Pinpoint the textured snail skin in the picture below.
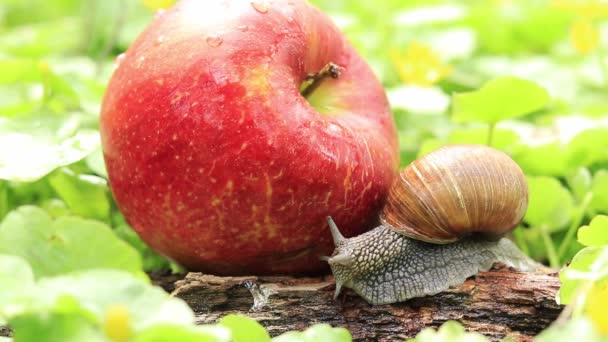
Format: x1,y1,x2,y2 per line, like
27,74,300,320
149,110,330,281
328,225,538,305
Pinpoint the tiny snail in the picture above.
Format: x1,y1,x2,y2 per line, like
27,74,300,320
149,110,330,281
324,144,539,305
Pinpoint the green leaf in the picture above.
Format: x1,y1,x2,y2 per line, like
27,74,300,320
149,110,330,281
40,199,71,218
512,142,569,177
2,269,196,338
48,168,109,221
85,147,108,178
219,315,270,342
567,168,592,203
0,206,142,278
535,317,604,342
273,324,352,342
0,254,35,323
0,19,82,57
0,59,41,85
32,270,195,331
590,170,608,213
578,215,608,247
558,246,608,304
448,127,520,150
524,176,574,231
0,112,100,182
468,1,571,54
9,302,103,342
566,129,608,168
416,139,446,158
0,254,34,296
114,224,170,271
405,320,489,342
133,324,231,342
452,76,550,124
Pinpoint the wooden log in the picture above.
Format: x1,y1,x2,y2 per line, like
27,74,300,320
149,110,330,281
171,265,562,341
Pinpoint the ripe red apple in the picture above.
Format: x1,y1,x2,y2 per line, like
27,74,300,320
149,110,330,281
100,0,399,275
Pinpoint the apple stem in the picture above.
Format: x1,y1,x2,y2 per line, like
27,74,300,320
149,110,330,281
301,62,343,98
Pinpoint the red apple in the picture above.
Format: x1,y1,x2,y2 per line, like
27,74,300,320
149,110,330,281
100,0,399,275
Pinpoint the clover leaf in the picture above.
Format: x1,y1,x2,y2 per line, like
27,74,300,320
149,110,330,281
3,270,197,340
133,324,231,342
535,317,604,342
273,323,352,342
219,315,270,342
48,168,110,221
0,112,99,182
590,170,608,213
512,143,569,177
405,320,489,342
558,246,608,304
524,176,574,231
578,215,608,247
0,206,142,278
448,127,520,150
452,76,550,124
567,168,592,203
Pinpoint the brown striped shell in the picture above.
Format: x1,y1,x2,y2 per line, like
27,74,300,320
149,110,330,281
380,144,528,244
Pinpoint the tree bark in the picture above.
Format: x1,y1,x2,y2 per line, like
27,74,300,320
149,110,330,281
171,265,562,341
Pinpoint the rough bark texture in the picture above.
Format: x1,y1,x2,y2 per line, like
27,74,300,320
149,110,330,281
0,266,562,341
171,265,562,341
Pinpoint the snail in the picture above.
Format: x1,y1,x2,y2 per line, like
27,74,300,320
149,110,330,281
324,144,539,305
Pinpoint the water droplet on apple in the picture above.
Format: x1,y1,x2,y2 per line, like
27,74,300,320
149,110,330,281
114,53,126,69
206,34,223,47
237,25,249,32
154,35,165,46
251,1,269,13
155,9,166,18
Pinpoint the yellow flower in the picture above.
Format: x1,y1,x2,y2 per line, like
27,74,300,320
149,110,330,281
104,304,132,342
391,41,451,87
142,0,175,10
570,18,600,54
586,281,608,335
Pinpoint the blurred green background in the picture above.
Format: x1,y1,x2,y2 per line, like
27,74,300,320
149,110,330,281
2,0,607,268
1,0,608,339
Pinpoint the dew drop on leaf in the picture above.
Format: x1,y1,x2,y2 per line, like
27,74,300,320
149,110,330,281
206,34,223,47
251,1,269,13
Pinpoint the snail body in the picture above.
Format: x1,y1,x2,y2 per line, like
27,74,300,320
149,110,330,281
326,145,538,305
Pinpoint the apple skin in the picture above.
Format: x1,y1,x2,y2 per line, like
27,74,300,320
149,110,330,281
100,0,399,275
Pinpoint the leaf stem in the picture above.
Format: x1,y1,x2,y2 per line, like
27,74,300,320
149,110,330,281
539,224,560,269
487,122,496,147
557,192,593,262
0,181,7,220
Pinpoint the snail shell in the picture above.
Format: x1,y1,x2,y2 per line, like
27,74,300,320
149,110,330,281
380,144,528,244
